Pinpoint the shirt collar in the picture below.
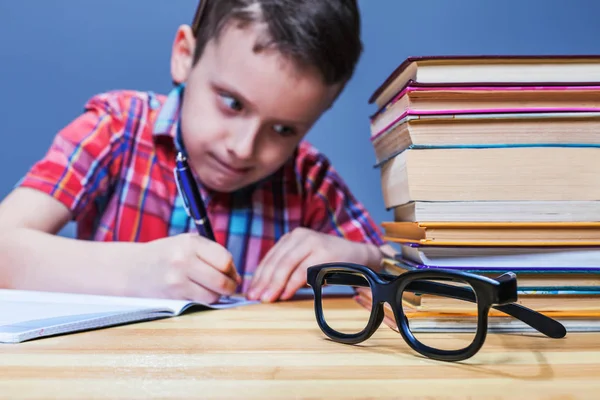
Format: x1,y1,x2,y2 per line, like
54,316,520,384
153,84,184,153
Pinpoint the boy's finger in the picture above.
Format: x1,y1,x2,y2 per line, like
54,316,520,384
248,233,292,296
250,231,294,287
279,264,310,301
187,259,238,296
255,243,310,302
249,238,290,299
249,247,276,294
182,280,221,304
193,236,240,282
223,258,242,285
247,254,277,300
248,245,288,300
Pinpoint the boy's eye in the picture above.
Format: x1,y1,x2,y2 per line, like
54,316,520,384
273,124,296,137
219,93,243,111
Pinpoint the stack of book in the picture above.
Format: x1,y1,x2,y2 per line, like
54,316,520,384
360,55,600,333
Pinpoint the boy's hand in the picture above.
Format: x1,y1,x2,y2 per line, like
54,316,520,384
247,228,381,303
129,233,241,304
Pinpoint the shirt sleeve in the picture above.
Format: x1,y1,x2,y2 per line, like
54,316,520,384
297,142,386,246
17,93,126,221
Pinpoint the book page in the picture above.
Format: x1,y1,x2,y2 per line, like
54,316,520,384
0,301,147,326
0,289,191,311
0,290,259,344
0,289,259,326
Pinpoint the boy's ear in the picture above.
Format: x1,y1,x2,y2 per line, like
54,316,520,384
171,25,197,84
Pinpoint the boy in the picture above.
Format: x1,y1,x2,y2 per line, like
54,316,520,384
0,0,389,304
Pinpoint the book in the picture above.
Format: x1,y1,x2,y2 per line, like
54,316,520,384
353,288,600,333
381,221,600,246
371,111,600,166
398,243,600,270
0,289,259,344
400,287,600,313
389,254,600,289
379,147,600,209
366,55,600,333
369,55,600,108
393,200,600,223
369,83,600,135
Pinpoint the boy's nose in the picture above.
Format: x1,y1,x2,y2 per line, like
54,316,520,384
226,122,260,161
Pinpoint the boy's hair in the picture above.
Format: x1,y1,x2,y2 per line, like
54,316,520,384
190,0,363,86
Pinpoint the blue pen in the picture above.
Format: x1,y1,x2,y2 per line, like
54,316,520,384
174,152,215,240
174,152,240,300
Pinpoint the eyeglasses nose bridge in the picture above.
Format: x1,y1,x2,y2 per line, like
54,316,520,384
378,280,400,303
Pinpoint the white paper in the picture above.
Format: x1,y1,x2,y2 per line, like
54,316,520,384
0,289,258,343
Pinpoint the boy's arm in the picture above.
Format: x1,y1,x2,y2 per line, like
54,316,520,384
0,94,239,300
0,95,134,294
0,188,239,300
0,187,141,295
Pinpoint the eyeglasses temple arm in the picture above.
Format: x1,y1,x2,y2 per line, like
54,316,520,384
493,303,566,339
406,281,566,339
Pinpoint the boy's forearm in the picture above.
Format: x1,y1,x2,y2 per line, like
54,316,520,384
0,228,141,296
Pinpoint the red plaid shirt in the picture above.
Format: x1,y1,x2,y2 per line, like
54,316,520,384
18,88,385,292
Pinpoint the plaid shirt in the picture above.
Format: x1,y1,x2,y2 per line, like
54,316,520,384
18,87,385,292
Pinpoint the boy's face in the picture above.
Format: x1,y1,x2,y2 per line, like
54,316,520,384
171,21,341,193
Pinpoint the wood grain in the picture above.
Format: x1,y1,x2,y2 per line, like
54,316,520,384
0,297,598,399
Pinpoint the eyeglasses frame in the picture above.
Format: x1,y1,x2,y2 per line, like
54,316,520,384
307,262,566,362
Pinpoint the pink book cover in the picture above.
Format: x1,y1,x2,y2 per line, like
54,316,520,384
370,108,600,141
368,54,600,105
370,81,600,121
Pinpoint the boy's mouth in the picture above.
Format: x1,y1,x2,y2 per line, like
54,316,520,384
210,153,252,177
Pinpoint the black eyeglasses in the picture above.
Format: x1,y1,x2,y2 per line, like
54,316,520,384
307,262,566,362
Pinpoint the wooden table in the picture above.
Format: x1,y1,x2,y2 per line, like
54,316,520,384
0,297,598,399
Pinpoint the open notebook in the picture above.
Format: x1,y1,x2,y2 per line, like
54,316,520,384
0,286,353,344
0,289,259,344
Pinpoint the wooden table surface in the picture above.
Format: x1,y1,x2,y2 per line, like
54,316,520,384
0,297,599,399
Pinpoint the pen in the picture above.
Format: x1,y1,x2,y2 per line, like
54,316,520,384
174,152,237,301
174,152,215,240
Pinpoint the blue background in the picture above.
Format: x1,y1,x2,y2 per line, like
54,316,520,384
1,0,599,237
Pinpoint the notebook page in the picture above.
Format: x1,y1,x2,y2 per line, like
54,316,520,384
0,290,259,343
0,289,259,324
0,289,192,314
0,301,147,326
